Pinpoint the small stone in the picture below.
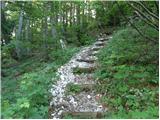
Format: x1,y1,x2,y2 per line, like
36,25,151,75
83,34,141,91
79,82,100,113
87,95,91,99
57,110,63,116
61,100,69,106
51,91,57,97
73,101,78,107
59,98,63,103
98,105,103,108
51,113,56,116
96,106,103,112
69,97,75,103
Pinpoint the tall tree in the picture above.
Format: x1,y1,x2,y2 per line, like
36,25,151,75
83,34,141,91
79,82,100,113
42,2,49,60
15,6,24,59
50,2,57,40
76,2,81,45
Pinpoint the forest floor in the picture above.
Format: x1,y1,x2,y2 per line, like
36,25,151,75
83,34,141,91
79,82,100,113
49,33,111,119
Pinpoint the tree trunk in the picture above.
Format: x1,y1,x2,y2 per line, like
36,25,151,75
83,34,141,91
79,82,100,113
51,2,57,40
76,3,81,45
81,3,85,29
25,19,30,41
15,10,23,60
70,2,73,27
42,3,49,60
17,11,23,40
60,2,65,40
73,3,76,24
1,1,6,45
25,19,30,55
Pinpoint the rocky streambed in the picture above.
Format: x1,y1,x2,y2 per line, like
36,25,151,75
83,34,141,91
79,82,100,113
50,34,112,119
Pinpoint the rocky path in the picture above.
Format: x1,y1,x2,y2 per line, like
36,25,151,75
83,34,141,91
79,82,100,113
50,34,112,119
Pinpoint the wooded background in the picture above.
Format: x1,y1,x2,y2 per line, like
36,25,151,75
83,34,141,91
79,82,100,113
1,1,159,119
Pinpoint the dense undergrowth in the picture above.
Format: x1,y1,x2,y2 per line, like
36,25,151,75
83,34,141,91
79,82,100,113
94,24,159,118
1,47,79,118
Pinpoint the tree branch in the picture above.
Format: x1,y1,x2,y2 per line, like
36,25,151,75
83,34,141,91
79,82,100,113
134,1,159,20
128,2,158,31
115,2,157,43
135,11,159,31
154,1,159,15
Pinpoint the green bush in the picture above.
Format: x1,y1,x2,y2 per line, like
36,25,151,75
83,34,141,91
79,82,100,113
80,34,95,46
1,47,79,118
1,64,57,118
1,42,17,67
49,47,79,65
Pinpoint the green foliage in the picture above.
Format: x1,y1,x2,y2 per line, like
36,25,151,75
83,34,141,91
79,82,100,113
1,63,57,118
1,47,79,118
106,106,158,119
94,24,158,118
66,83,82,95
2,42,17,66
80,34,95,46
49,47,79,65
94,1,133,27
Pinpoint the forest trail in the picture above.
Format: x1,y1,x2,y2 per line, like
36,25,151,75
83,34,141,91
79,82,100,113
50,34,112,119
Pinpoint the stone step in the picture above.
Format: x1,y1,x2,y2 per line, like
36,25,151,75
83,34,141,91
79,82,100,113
76,58,95,63
88,51,99,56
98,38,108,42
60,91,107,118
95,40,106,43
91,46,102,51
73,66,96,74
95,42,105,46
98,33,107,38
62,112,105,119
51,91,106,118
76,56,97,63
73,61,96,74
76,61,96,70
74,74,95,85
